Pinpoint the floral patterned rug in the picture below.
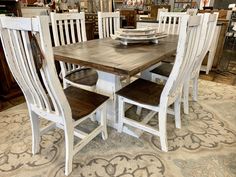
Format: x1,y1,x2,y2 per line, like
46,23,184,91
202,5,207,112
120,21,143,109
0,80,236,177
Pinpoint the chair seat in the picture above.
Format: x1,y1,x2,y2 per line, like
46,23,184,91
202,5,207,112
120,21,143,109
64,87,109,121
116,78,164,106
150,63,173,77
65,68,98,86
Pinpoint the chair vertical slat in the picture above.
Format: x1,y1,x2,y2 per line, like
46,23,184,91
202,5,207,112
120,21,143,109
80,17,87,42
51,17,60,46
177,18,181,34
106,18,109,37
67,63,72,71
76,19,82,42
11,30,41,106
59,20,65,45
0,29,29,102
7,30,35,104
21,31,52,111
64,20,70,44
70,19,76,43
167,17,171,34
163,16,167,32
109,17,113,35
172,17,177,34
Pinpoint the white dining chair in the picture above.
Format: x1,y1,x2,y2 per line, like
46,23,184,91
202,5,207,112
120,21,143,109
151,13,219,114
0,16,109,176
50,12,98,91
116,14,202,152
98,11,120,39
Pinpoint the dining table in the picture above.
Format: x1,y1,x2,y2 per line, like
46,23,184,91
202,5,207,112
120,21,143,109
53,35,178,136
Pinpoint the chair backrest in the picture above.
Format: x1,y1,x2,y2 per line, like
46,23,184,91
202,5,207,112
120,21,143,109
98,11,120,39
193,13,219,76
50,12,87,77
0,16,71,124
161,14,202,105
158,12,187,34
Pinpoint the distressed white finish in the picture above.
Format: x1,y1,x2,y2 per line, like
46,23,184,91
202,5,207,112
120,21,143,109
149,12,187,83
190,13,219,102
0,16,108,176
201,23,221,74
98,11,120,39
118,15,202,151
50,12,96,91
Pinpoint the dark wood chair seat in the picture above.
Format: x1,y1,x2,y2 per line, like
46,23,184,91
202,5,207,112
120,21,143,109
64,86,109,121
65,68,98,86
116,78,164,106
150,63,173,77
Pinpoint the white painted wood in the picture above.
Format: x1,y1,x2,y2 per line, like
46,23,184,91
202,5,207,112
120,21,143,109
0,16,108,176
201,22,221,74
50,12,95,91
98,11,120,39
96,71,121,128
190,13,219,100
117,14,203,151
158,12,186,34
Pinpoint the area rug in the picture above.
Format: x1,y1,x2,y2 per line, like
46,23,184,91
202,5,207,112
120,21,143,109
0,80,235,177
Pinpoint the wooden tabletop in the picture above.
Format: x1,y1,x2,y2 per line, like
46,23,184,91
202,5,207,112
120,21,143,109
53,35,178,77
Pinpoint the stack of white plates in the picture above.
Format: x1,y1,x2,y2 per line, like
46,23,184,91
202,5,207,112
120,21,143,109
111,28,167,45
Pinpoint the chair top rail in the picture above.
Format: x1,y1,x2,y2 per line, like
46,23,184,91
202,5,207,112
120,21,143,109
0,17,40,31
98,11,120,18
50,12,86,21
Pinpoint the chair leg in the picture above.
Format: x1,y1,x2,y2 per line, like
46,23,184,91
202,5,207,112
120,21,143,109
118,97,124,133
158,108,168,152
101,105,108,140
64,125,74,176
174,96,181,129
193,76,198,102
183,82,189,115
29,110,40,154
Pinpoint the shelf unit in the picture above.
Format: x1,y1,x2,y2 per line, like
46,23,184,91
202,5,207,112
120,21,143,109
174,0,193,11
